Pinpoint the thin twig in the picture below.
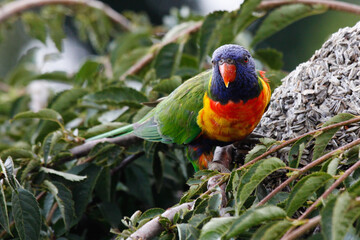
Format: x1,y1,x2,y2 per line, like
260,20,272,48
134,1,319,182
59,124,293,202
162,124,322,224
282,158,360,238
46,202,59,225
284,216,321,240
299,158,360,220
258,0,360,15
111,151,145,175
257,137,360,206
240,116,360,170
0,0,132,31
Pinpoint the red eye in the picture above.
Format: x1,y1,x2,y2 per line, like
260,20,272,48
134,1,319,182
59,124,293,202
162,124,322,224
244,56,249,63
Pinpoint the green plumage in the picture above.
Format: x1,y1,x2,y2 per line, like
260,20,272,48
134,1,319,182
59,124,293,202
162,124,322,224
87,70,211,143
133,70,211,144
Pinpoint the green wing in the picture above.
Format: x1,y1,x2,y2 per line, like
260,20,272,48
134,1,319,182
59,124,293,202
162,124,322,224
133,70,211,144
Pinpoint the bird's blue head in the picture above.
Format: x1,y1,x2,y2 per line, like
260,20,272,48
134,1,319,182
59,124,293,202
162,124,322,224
209,44,260,104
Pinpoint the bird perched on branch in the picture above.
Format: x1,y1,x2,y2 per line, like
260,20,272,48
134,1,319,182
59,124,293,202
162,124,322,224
88,44,271,171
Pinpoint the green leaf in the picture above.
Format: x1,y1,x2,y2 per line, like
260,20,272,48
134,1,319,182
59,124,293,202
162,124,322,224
50,88,88,113
0,148,33,161
44,180,75,230
0,157,19,190
12,188,41,240
74,60,103,86
198,11,225,64
153,76,182,94
42,6,66,51
98,202,122,228
40,167,87,181
244,144,266,163
42,130,63,164
235,0,263,33
251,220,293,240
313,113,355,161
227,206,287,238
286,172,333,216
0,182,11,235
70,164,102,224
236,158,286,212
177,223,199,240
153,43,182,79
22,12,47,44
321,192,360,240
94,167,111,202
265,69,287,92
288,135,312,168
254,48,283,70
84,87,148,107
20,159,41,182
139,208,165,222
13,109,64,127
199,217,235,240
252,4,328,46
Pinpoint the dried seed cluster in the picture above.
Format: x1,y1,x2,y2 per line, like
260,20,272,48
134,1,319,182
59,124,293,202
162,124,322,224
255,22,360,160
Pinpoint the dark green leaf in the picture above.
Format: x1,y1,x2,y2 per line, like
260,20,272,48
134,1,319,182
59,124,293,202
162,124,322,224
264,69,287,92
236,158,285,212
254,48,283,70
286,172,332,216
44,180,75,230
321,192,360,240
313,113,355,161
70,164,102,225
244,144,267,163
42,130,63,164
50,88,88,113
198,11,225,64
177,223,199,240
154,43,182,79
74,60,103,86
251,220,293,240
139,208,164,222
13,109,64,127
0,148,33,161
0,182,11,235
235,0,263,32
84,87,148,107
94,167,111,202
227,206,287,238
98,202,122,228
288,135,312,168
12,188,41,240
0,157,19,190
22,12,47,44
252,4,328,46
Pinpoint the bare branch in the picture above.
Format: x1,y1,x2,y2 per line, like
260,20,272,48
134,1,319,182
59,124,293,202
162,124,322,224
0,0,132,31
128,202,194,240
258,0,360,15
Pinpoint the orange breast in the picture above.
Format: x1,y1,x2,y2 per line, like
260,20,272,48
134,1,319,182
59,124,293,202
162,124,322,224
197,83,270,142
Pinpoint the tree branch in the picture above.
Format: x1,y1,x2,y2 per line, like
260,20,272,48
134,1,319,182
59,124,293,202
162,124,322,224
258,0,360,15
240,116,360,170
120,21,203,80
257,137,360,206
128,202,194,240
284,216,321,240
68,133,141,160
0,0,132,31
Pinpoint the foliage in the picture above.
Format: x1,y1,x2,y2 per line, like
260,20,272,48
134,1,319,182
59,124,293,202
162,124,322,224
0,0,359,239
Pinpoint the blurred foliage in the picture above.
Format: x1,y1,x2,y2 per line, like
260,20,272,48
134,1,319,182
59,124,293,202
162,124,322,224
0,0,359,239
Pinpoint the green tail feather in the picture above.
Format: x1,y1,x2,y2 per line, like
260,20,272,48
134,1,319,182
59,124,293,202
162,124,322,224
86,124,134,141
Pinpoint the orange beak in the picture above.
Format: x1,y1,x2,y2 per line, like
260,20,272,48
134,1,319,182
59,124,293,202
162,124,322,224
219,62,236,88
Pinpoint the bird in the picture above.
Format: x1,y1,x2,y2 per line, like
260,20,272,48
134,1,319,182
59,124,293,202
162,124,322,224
88,44,271,171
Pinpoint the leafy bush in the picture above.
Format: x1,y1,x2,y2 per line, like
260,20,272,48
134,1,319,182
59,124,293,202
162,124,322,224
0,0,360,239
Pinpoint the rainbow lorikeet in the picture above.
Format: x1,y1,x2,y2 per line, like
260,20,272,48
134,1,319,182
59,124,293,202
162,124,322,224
88,44,271,170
